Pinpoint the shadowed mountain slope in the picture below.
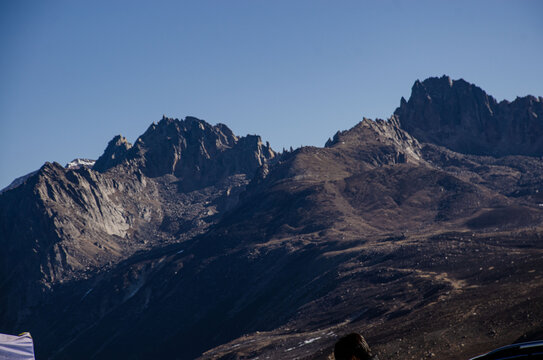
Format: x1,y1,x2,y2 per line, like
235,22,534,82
0,116,275,337
1,78,543,360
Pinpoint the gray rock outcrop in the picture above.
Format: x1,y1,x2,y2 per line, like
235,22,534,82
94,116,275,191
394,75,543,156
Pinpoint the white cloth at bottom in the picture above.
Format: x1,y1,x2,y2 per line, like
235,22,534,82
0,333,35,360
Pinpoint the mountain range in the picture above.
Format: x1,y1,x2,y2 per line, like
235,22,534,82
1,75,542,360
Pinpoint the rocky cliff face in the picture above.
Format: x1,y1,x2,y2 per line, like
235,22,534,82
325,117,423,166
94,116,275,191
1,81,543,360
394,75,543,156
0,116,275,334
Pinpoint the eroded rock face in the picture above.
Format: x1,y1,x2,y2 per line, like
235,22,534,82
0,160,158,329
2,79,543,360
325,117,423,166
92,135,132,172
94,116,275,191
0,116,275,333
394,75,543,156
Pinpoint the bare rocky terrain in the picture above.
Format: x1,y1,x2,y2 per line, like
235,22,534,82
1,76,542,359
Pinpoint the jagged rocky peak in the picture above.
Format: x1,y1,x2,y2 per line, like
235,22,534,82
92,115,275,190
93,134,133,172
36,161,66,180
1,162,74,195
325,117,423,165
1,159,96,195
134,115,238,159
394,75,543,157
234,134,275,166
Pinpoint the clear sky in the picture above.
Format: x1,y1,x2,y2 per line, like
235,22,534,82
1,0,542,189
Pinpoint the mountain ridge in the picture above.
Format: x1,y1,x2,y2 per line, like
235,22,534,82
394,75,543,157
1,76,542,360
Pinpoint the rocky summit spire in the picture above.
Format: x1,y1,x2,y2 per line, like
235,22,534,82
394,75,543,157
92,116,275,191
93,135,133,172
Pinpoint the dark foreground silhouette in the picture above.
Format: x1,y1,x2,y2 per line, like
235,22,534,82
333,334,543,360
469,340,543,360
334,333,379,360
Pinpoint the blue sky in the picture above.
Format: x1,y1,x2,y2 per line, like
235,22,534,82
1,0,542,188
